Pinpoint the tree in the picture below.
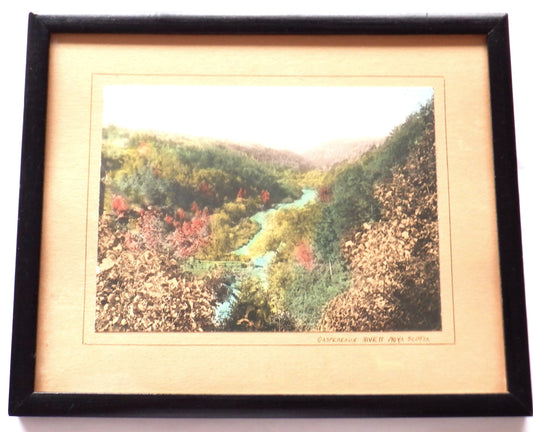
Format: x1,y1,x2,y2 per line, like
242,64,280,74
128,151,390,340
112,194,129,218
261,189,270,205
168,210,210,258
331,164,380,237
314,204,342,262
293,242,315,271
318,185,333,203
236,188,247,201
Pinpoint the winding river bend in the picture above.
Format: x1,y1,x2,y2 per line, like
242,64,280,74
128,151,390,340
215,188,318,321
235,188,317,258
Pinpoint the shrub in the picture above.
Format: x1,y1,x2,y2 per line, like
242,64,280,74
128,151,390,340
284,261,351,330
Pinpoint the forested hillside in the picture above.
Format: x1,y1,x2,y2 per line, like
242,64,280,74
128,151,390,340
319,100,440,331
95,98,440,333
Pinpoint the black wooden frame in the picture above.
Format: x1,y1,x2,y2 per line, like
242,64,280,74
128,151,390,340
8,13,531,417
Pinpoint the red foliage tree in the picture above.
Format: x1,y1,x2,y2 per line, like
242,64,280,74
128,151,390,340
112,194,129,218
167,210,210,258
261,189,270,205
135,206,211,258
164,214,174,225
236,188,247,201
293,242,315,271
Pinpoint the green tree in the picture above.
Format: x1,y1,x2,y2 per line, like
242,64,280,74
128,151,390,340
314,204,342,262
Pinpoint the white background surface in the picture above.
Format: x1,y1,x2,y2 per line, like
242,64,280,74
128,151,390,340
1,1,532,431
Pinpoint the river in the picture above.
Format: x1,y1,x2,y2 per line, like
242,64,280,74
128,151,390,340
215,188,318,322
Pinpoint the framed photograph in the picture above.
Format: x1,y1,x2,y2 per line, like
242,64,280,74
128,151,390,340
9,13,531,417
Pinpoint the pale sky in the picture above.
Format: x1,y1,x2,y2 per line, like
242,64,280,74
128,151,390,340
102,85,433,154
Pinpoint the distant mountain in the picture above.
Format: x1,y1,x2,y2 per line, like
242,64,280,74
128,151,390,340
110,126,314,172
302,137,385,169
224,142,313,171
104,125,383,172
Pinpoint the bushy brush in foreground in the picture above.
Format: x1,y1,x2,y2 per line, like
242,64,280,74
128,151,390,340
96,215,228,332
319,113,440,331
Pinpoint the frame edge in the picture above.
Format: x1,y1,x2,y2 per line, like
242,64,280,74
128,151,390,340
8,13,51,417
487,14,532,416
8,12,532,418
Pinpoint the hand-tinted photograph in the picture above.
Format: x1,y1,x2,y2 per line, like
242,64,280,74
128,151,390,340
96,85,440,333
